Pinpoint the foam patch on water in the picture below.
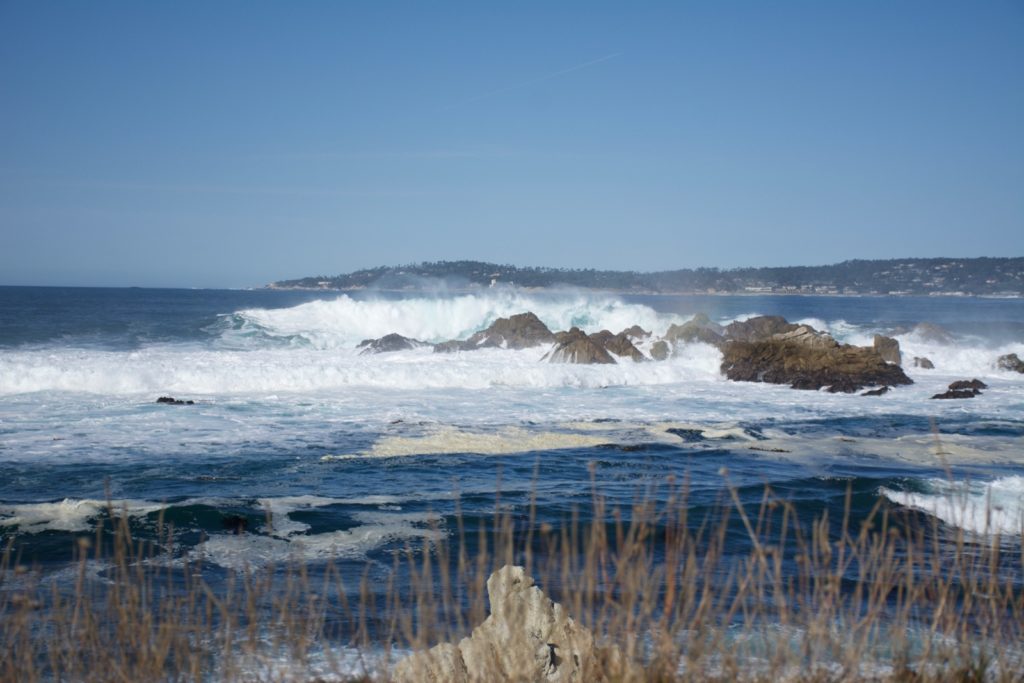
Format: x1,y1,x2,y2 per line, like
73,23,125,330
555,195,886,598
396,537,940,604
322,425,618,460
881,475,1024,536
192,510,443,570
0,498,163,533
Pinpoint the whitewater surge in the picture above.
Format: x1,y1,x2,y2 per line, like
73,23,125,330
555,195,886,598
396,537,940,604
882,475,1024,536
219,290,683,349
3,288,1021,397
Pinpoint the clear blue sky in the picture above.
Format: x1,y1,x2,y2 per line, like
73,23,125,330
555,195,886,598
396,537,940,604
1,1,1021,288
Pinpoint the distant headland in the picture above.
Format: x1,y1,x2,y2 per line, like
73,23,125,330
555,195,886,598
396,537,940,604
268,257,1024,297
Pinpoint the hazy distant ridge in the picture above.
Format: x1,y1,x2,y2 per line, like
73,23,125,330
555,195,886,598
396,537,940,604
269,258,1024,296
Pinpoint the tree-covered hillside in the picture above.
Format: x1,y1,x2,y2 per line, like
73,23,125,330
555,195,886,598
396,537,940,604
269,258,1024,296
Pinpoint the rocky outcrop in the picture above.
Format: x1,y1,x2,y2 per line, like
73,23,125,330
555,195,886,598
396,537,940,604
949,378,987,392
393,566,630,683
861,386,890,396
466,312,556,350
543,328,616,364
649,340,670,361
619,325,650,340
434,312,555,353
664,313,725,348
931,389,976,399
720,338,913,393
771,325,839,350
156,396,194,405
913,356,935,369
873,335,901,365
932,379,986,400
723,315,800,343
589,330,646,362
997,353,1024,373
358,333,430,355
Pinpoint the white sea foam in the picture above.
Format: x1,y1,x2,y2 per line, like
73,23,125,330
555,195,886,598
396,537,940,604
0,342,726,396
0,498,163,533
788,317,1024,379
192,511,443,570
881,475,1024,536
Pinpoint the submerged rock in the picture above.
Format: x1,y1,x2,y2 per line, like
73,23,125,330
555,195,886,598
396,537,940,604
543,328,616,364
358,333,430,355
861,386,891,397
393,566,632,683
932,379,986,399
932,389,978,400
997,353,1024,373
949,378,987,392
433,339,472,354
913,356,935,369
873,335,902,365
156,396,194,405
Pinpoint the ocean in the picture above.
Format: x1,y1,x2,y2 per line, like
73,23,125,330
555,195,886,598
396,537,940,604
1,285,1023,677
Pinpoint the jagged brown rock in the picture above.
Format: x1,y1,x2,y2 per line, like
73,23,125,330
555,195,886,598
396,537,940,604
465,312,555,349
913,356,935,369
771,325,839,350
723,315,800,343
589,330,646,362
393,566,634,683
873,335,901,365
434,312,555,353
543,327,616,364
720,337,913,393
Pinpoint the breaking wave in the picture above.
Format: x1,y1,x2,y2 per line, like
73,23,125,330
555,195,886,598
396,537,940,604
881,475,1024,536
217,291,684,349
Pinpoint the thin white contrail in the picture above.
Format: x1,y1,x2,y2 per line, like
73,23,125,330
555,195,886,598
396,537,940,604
441,52,622,111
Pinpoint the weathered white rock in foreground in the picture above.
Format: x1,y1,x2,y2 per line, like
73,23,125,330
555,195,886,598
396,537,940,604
393,565,629,683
